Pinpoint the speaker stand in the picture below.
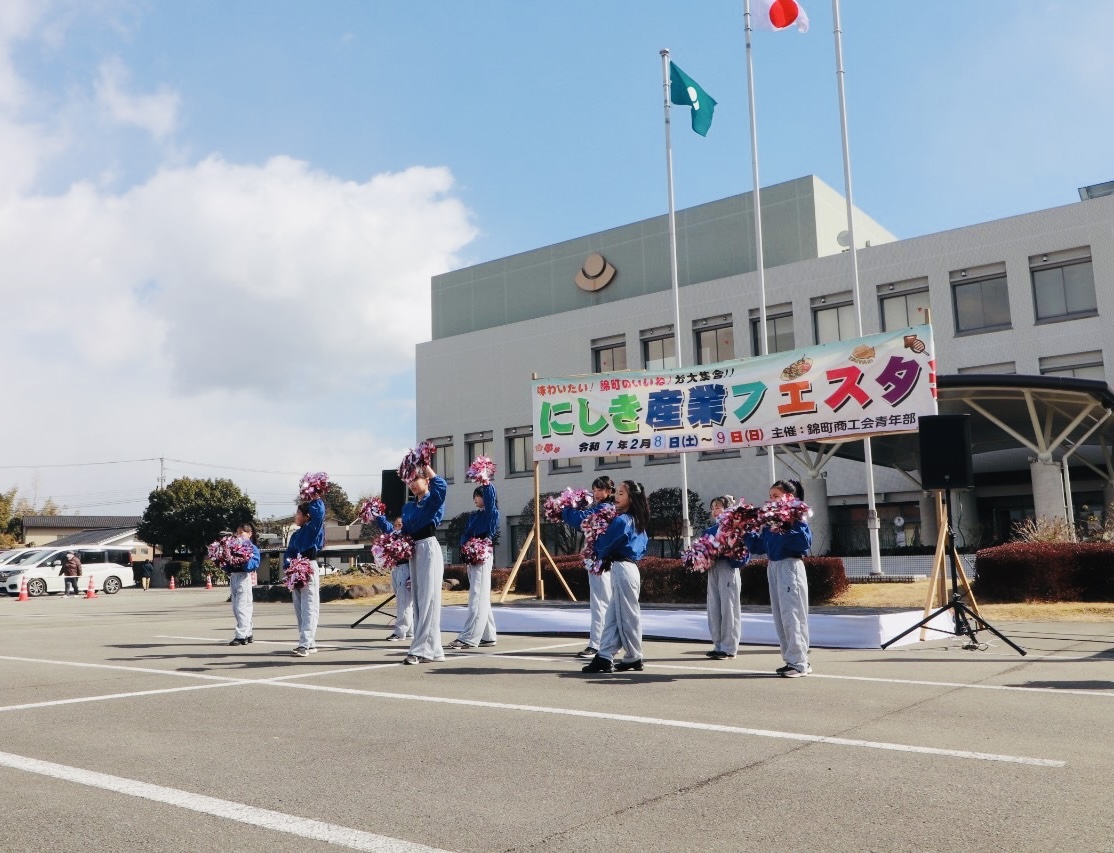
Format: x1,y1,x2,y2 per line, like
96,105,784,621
882,485,1025,655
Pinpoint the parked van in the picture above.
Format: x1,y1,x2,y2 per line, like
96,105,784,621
1,547,132,596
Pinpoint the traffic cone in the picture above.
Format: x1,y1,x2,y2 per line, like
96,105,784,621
169,575,176,591
85,575,97,599
17,575,28,602
205,574,213,590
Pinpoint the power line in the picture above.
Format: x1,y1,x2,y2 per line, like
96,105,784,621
0,458,160,470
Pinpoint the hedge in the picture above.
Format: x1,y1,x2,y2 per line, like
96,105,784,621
974,542,1114,602
472,553,849,605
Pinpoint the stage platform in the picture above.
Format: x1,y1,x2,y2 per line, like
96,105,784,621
439,604,954,650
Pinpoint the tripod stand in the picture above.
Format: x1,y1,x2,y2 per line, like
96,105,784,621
882,484,1026,655
350,594,395,629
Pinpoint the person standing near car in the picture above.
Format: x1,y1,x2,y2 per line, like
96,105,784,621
62,551,82,597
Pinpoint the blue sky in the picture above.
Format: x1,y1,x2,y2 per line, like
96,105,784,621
2,0,1112,518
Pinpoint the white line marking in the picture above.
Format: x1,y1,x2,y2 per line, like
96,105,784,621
0,682,249,713
0,655,245,682
266,681,1064,767
0,751,452,852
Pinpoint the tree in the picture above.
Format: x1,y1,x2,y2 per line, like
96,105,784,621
648,487,711,558
520,493,582,556
138,478,256,579
445,511,471,563
321,482,355,524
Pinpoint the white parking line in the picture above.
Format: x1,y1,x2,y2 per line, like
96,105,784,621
0,681,249,713
0,750,453,853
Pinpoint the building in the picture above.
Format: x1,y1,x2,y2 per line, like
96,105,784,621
415,176,1114,564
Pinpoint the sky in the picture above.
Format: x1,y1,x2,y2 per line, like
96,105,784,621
2,0,1112,519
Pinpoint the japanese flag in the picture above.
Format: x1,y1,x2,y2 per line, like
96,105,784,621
751,0,809,33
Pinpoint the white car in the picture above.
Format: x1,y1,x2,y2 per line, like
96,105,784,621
2,547,132,597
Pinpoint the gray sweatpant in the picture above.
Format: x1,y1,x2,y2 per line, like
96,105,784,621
587,568,613,650
291,562,320,649
408,538,446,661
391,562,414,638
767,557,809,670
458,553,496,646
598,561,642,662
230,571,254,640
706,561,741,655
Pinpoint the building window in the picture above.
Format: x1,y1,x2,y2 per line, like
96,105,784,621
464,431,493,467
505,428,533,476
957,362,1016,375
1039,351,1105,380
592,334,627,373
642,334,677,371
749,312,794,355
694,315,734,365
596,455,630,470
646,453,679,464
813,301,857,344
550,457,582,474
1031,250,1097,322
880,289,930,331
427,437,454,483
951,267,1011,334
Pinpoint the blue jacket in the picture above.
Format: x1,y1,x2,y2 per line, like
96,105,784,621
745,520,812,563
401,476,447,535
703,521,746,569
561,498,614,529
593,513,648,563
285,498,325,566
461,483,499,546
373,515,395,535
231,542,261,573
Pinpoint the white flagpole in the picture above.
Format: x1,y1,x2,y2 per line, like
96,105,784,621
743,0,777,486
832,0,883,575
660,49,693,547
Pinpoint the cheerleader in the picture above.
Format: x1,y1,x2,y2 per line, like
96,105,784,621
374,515,414,643
401,463,448,665
285,498,325,656
581,480,650,674
227,522,261,646
448,483,500,649
561,476,616,660
746,479,813,677
704,497,744,660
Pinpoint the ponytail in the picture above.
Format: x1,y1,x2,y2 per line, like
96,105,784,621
772,479,805,500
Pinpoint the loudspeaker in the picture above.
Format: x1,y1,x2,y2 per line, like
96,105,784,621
380,469,408,520
918,414,974,490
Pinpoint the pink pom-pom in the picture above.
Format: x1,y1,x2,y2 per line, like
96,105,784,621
542,487,593,524
466,456,496,484
283,556,315,590
581,503,617,574
397,440,437,483
356,496,387,524
714,502,760,561
298,471,329,501
460,537,492,566
206,535,255,569
372,531,415,568
758,497,811,534
681,534,720,573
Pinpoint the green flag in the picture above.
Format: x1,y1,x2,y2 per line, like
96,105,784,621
669,61,717,137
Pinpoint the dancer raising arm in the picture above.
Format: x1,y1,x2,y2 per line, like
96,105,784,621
448,481,500,650
401,463,448,664
561,476,616,660
286,498,325,656
581,480,650,674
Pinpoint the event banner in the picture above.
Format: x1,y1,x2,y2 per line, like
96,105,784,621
532,324,936,461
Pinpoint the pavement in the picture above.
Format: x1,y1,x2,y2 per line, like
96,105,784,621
1,588,1112,852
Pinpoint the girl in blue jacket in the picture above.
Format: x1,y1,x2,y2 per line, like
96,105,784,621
285,498,325,656
746,479,813,677
401,463,447,664
582,480,650,674
561,476,615,660
703,496,745,660
449,482,500,649
228,522,261,646
374,515,413,643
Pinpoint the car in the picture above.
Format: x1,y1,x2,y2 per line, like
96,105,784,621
0,546,51,566
2,547,132,597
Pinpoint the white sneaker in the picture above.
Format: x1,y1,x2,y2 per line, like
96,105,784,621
306,647,318,654
780,664,812,678
292,646,308,657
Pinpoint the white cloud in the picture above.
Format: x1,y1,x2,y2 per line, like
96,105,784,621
94,56,180,140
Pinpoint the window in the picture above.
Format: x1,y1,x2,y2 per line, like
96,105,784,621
1039,351,1105,380
951,266,1011,334
592,335,627,373
1031,249,1097,322
813,299,857,344
505,427,533,476
694,315,734,365
878,278,930,331
749,311,794,355
550,457,582,474
641,326,676,371
596,455,630,470
464,431,493,467
957,362,1016,375
427,437,454,482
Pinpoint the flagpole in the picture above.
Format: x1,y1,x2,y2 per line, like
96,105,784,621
660,49,693,548
832,0,882,575
743,0,777,486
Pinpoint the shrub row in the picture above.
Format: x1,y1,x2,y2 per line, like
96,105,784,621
973,543,1114,602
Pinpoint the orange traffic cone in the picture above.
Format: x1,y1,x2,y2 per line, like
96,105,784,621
17,575,28,602
205,574,213,590
85,575,97,599
169,575,176,591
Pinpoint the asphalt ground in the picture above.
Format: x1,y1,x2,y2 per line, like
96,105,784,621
1,589,1112,853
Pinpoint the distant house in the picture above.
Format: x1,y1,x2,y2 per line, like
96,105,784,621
20,515,153,560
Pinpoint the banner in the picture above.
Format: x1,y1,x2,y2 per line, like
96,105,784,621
532,324,936,460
